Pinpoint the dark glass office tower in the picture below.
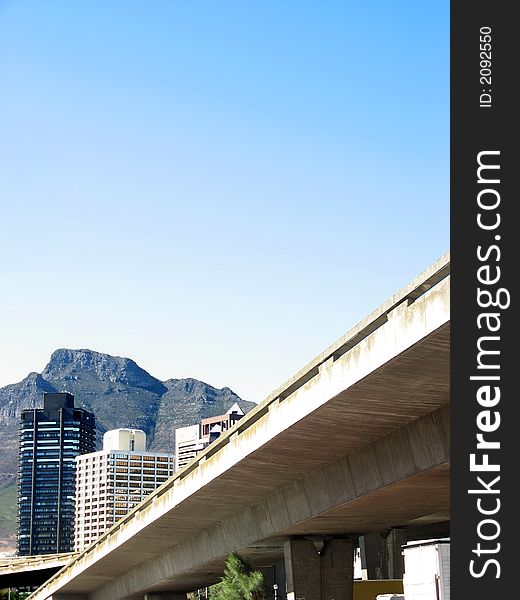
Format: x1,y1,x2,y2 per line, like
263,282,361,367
17,392,95,555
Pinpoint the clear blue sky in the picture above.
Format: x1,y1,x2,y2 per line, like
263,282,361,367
0,1,449,402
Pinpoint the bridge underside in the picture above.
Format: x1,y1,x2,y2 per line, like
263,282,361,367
0,566,63,588
145,463,450,595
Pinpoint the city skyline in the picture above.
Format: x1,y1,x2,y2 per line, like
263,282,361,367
0,1,449,403
14,390,249,556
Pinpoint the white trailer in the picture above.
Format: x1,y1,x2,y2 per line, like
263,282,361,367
402,538,450,600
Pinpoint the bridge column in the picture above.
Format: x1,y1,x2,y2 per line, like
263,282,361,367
284,538,354,600
359,532,385,579
359,528,406,580
384,528,406,579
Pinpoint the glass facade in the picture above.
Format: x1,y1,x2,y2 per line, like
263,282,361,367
17,392,95,556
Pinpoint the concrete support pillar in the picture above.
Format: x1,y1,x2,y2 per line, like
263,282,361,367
384,528,406,579
359,528,407,580
359,532,385,580
284,538,354,600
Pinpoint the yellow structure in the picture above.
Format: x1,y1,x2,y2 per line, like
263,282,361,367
353,579,404,600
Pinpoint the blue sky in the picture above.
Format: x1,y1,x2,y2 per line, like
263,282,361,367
0,1,449,402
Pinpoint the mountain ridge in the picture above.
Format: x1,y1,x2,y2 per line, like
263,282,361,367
0,348,255,550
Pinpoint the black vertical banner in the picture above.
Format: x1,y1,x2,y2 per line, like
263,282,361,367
451,1,517,599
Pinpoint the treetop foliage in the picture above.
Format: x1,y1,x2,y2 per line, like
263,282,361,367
210,554,266,600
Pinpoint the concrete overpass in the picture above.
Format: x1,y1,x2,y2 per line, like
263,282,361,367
0,553,76,588
29,253,450,600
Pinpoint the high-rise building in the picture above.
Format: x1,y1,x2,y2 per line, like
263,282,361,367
175,402,244,471
17,392,96,556
74,428,174,552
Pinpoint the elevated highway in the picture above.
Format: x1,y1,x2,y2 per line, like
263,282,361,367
0,553,76,588
29,253,450,600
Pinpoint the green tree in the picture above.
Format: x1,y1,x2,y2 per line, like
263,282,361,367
0,591,31,600
210,554,266,600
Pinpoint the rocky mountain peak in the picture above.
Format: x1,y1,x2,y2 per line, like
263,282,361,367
0,372,57,420
43,348,166,395
19,371,52,389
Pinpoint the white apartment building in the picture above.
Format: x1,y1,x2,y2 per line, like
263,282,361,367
74,428,174,552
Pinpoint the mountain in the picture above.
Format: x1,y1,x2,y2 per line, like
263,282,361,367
0,349,255,550
0,372,58,484
41,349,168,444
151,378,248,452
